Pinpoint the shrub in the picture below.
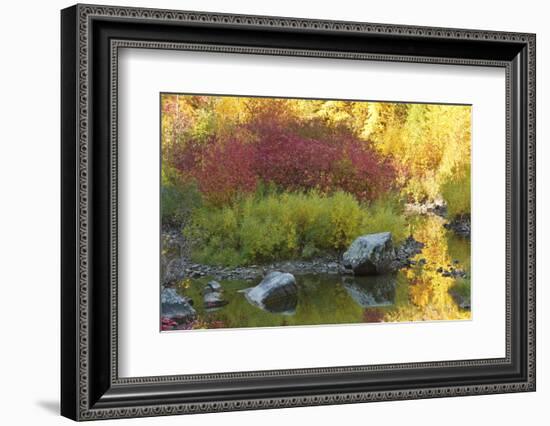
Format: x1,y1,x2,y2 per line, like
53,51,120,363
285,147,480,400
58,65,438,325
185,204,245,265
253,134,337,193
191,139,258,206
185,190,407,266
160,171,202,227
253,134,395,201
168,131,396,206
360,195,409,243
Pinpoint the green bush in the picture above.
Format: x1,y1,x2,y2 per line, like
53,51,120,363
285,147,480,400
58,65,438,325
184,190,407,266
360,195,408,243
440,164,471,218
161,171,202,227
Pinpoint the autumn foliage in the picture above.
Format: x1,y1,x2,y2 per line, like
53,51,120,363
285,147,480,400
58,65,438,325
168,135,396,206
191,140,258,206
163,95,396,206
161,94,471,265
254,134,395,201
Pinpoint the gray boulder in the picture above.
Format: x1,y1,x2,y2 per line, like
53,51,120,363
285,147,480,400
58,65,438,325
243,271,297,311
161,288,196,321
342,232,395,275
202,280,228,309
203,291,228,309
206,280,223,292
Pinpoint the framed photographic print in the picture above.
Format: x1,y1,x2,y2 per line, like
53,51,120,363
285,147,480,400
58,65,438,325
61,4,536,421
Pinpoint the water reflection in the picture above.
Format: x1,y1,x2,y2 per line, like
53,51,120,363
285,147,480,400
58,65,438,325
342,275,396,308
385,215,470,322
260,293,297,315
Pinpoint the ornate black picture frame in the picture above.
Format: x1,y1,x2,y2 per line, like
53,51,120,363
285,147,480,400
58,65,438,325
61,3,536,421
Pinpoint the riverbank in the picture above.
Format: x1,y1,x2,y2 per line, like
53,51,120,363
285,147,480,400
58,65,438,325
162,229,425,285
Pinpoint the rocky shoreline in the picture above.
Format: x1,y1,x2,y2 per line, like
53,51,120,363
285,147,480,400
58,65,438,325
161,197,469,287
163,253,346,285
162,230,425,286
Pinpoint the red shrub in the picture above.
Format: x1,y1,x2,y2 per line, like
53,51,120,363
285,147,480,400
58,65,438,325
253,133,395,201
254,134,338,192
191,140,257,206
332,140,396,200
168,130,396,204
166,140,201,179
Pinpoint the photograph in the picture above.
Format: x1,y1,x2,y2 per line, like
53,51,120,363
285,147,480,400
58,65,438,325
160,94,472,331
57,2,536,421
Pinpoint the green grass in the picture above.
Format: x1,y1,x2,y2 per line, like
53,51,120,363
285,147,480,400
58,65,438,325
184,190,408,266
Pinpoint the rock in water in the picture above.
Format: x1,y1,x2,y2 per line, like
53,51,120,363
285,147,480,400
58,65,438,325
342,232,394,275
206,280,223,292
161,288,196,321
203,291,228,309
202,280,228,309
244,271,297,312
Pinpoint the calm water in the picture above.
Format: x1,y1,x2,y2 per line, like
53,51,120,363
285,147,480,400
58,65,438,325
174,215,471,330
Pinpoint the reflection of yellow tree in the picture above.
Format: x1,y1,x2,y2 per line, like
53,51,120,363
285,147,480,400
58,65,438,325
385,216,470,322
